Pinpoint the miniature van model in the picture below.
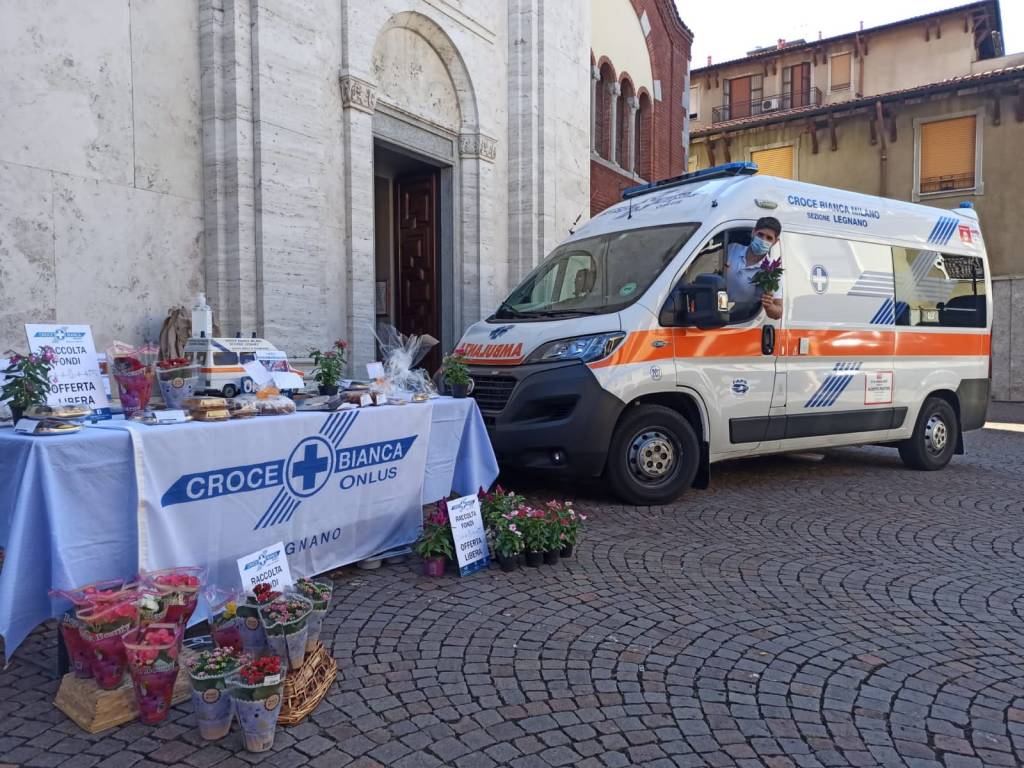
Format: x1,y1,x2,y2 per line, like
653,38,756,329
183,336,304,397
458,163,991,504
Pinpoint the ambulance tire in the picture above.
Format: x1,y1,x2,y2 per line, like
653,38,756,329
607,405,700,505
898,397,958,471
221,383,238,398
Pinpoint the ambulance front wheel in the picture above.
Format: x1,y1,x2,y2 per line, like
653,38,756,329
898,396,958,471
607,405,700,505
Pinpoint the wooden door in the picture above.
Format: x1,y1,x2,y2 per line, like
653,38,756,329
394,173,441,372
789,63,810,107
729,76,751,119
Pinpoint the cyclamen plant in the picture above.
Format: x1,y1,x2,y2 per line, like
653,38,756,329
1,347,56,413
749,256,784,294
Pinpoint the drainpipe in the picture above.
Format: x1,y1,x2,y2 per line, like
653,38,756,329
875,101,887,197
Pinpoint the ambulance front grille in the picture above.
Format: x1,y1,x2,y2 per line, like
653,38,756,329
470,374,517,417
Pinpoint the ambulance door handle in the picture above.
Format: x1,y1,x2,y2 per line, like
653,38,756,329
761,324,775,356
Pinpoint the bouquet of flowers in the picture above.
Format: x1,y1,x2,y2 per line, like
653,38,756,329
136,590,168,628
49,578,128,679
110,354,153,418
237,582,279,654
749,256,784,294
259,594,313,671
142,566,205,625
76,600,139,689
228,656,286,752
155,357,199,410
206,588,243,654
186,646,246,740
295,578,333,652
123,623,183,724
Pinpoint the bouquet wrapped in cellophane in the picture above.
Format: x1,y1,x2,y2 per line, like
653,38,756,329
371,324,439,399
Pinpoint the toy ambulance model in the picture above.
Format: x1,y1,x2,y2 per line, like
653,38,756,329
183,336,305,397
458,163,991,504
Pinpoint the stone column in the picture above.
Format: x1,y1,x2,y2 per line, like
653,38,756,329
459,134,498,333
590,65,600,152
607,81,621,165
625,95,640,174
339,74,378,371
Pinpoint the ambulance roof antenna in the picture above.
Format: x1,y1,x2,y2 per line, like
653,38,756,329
627,194,634,220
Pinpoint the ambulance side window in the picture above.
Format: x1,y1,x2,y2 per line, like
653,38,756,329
892,248,987,328
680,228,757,324
213,352,238,366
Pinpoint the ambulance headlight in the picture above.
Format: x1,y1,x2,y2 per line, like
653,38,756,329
524,332,626,364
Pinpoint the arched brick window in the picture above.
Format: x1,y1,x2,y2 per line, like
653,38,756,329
635,91,653,179
594,61,616,160
617,78,635,171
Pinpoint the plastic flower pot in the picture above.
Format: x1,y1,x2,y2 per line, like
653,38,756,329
543,549,560,565
228,669,286,752
157,366,200,410
186,646,244,741
59,614,94,679
259,595,313,672
524,550,543,568
123,623,182,725
496,553,518,573
143,567,205,626
236,603,267,655
560,544,574,559
422,556,446,577
295,579,332,653
211,619,243,654
114,370,153,419
77,601,139,690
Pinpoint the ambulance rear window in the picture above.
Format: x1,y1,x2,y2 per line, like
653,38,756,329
214,352,239,366
893,248,986,328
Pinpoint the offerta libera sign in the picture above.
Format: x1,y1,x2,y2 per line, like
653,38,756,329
25,323,110,417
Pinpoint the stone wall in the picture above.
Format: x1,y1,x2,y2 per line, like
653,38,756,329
0,0,203,353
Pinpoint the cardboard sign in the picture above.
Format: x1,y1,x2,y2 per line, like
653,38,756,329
447,494,490,576
865,370,893,405
25,324,110,418
366,362,385,380
236,542,293,595
14,419,39,434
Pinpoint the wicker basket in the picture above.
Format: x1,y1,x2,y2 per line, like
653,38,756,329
54,668,191,734
278,641,336,726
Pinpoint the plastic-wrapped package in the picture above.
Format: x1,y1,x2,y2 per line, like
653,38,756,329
372,325,439,398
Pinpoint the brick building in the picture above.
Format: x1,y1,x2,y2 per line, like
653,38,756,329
590,0,693,215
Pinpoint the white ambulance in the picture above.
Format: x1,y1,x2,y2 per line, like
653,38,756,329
458,163,991,504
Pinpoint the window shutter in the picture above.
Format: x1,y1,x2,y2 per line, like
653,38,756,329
751,145,795,179
920,116,976,192
831,53,851,90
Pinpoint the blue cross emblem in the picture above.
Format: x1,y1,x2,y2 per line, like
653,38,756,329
286,437,333,497
810,265,829,294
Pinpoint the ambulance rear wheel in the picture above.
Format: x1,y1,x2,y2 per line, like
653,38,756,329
899,397,958,471
221,383,239,398
607,405,699,505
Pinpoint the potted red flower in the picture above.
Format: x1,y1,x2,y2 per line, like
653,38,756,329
228,656,286,752
415,502,454,576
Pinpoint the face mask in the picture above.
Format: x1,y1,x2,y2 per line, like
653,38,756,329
750,236,772,256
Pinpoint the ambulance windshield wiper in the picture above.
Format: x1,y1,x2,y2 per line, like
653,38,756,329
494,300,525,319
528,309,601,317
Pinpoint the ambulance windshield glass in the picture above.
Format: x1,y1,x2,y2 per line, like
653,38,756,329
495,223,699,319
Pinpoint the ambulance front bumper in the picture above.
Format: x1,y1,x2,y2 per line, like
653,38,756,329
468,361,624,476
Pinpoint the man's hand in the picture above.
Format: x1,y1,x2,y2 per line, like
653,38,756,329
761,292,782,321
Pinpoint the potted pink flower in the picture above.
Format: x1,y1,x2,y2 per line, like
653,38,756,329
415,502,455,576
123,623,183,724
76,600,139,689
186,645,245,740
143,566,205,625
258,594,313,671
228,656,286,752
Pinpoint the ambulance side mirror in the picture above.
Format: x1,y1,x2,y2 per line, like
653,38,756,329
660,274,730,329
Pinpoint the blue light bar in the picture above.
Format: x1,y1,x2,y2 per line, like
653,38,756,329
622,161,758,200
958,201,975,209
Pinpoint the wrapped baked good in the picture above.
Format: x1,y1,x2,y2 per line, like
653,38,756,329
24,404,91,420
227,398,258,419
35,419,83,435
191,408,230,422
183,397,227,411
253,395,296,416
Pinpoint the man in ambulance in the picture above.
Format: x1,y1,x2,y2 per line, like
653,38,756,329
724,216,783,320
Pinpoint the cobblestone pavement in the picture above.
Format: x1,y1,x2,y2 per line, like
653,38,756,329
2,425,1024,768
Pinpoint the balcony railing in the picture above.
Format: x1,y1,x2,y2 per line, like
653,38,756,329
712,87,822,124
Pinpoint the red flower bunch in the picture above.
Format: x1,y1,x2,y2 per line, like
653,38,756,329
154,573,200,588
252,583,281,604
238,655,281,685
414,500,454,560
156,358,190,370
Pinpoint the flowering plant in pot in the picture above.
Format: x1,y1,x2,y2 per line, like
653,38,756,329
308,339,348,395
136,590,169,628
186,646,246,740
259,594,313,671
238,582,280,654
520,508,550,568
1,347,55,422
123,623,183,724
441,348,472,398
207,589,244,654
143,566,205,625
491,511,525,572
49,579,127,680
295,578,333,652
112,355,153,419
76,600,139,689
228,656,286,752
479,485,526,529
550,501,586,557
415,503,455,576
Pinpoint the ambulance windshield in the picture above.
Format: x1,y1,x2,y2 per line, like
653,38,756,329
495,222,699,320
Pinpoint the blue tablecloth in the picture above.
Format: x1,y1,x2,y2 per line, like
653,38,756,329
0,397,497,659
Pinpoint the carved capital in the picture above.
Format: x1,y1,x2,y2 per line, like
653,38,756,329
607,81,621,96
459,133,498,163
626,95,640,112
339,74,377,114
591,65,601,81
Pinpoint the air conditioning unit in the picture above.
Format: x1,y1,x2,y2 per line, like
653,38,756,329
761,97,781,112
